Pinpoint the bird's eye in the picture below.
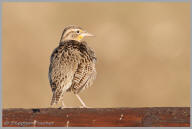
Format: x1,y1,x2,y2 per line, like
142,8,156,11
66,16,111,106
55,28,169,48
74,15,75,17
76,30,80,33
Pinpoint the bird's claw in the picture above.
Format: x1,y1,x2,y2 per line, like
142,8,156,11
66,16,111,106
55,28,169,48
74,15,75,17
58,106,66,109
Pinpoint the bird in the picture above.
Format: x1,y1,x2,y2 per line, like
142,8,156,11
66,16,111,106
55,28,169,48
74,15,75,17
48,25,97,108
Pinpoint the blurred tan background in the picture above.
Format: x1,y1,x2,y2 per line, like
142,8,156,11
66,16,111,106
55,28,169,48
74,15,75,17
2,2,190,108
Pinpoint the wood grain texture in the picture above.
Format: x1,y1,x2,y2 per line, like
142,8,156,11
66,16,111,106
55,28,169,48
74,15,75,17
2,107,190,127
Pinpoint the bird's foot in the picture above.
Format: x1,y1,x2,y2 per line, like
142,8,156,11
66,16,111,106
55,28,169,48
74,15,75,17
58,106,67,109
58,107,62,109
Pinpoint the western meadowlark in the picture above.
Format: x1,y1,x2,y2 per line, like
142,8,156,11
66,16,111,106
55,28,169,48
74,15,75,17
48,25,96,108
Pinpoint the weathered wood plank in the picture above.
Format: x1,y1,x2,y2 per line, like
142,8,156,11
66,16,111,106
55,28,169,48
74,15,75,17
2,107,190,127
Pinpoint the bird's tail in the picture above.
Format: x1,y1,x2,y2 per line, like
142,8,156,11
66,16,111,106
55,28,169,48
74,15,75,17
50,91,62,106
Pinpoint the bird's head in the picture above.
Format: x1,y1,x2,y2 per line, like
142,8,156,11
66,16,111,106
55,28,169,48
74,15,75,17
60,25,94,42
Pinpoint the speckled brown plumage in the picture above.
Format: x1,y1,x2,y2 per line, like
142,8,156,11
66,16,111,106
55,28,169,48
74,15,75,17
48,26,96,107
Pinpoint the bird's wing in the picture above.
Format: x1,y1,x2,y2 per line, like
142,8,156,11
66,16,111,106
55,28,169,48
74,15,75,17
48,45,80,105
70,48,97,94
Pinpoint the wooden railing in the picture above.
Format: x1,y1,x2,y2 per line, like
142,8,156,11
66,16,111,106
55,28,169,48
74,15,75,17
2,107,190,127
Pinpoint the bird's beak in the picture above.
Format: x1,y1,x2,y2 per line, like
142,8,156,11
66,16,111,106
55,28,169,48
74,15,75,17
78,31,95,41
81,32,95,37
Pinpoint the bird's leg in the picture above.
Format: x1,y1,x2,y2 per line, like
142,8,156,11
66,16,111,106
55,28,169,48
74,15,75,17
60,95,66,109
61,101,66,109
75,94,88,108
